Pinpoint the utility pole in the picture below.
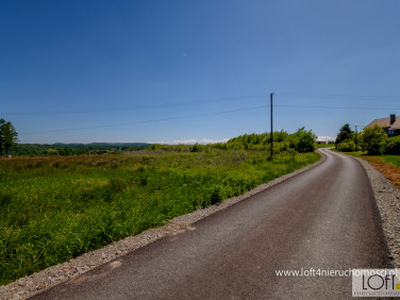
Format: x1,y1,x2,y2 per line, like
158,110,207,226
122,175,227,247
355,125,359,150
270,93,274,159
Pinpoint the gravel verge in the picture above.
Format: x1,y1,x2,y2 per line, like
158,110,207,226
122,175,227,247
0,153,325,299
355,156,400,268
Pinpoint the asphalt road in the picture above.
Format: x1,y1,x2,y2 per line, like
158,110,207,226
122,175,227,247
32,148,390,299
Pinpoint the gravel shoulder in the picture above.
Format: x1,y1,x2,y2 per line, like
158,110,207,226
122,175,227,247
354,156,400,268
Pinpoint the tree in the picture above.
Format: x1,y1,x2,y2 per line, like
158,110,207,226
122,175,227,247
335,123,353,146
0,119,18,156
360,125,387,155
336,140,356,152
289,127,316,153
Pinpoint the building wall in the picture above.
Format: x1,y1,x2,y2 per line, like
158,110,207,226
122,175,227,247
384,128,400,137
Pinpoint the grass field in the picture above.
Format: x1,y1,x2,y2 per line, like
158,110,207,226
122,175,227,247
0,149,319,285
316,143,335,148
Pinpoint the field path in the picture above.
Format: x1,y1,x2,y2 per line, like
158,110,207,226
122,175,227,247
32,149,389,299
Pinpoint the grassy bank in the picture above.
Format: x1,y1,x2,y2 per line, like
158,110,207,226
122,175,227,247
0,149,319,285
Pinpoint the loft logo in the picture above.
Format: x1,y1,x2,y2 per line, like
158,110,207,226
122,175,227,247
352,269,400,297
363,274,400,290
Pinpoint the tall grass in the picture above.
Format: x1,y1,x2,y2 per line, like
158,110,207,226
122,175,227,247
381,155,400,167
0,149,319,285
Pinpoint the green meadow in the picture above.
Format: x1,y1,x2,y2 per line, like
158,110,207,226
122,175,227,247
0,146,319,285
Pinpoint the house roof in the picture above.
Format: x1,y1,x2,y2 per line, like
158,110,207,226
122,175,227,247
366,116,400,130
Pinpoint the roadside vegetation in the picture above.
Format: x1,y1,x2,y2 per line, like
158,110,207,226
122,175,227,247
334,123,400,189
335,123,400,155
0,129,318,285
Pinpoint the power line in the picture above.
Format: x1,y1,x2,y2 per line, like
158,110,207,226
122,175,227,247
12,91,400,137
278,93,400,101
4,92,400,116
270,93,274,159
21,105,268,135
3,93,268,116
275,104,400,111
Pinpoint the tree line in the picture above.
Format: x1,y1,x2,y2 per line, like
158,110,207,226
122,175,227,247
335,123,399,155
150,127,317,154
11,143,149,157
1,118,317,157
0,118,154,157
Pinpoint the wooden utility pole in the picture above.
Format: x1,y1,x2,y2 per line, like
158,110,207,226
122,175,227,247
355,125,359,150
270,93,274,159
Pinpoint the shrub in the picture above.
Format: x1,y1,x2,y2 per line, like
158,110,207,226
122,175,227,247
385,136,400,155
336,140,356,152
273,130,290,142
289,127,316,153
360,125,387,155
190,143,201,152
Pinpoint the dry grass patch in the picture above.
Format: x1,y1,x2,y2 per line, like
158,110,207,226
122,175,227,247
362,157,400,187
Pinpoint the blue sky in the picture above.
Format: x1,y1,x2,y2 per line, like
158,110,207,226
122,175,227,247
1,0,399,144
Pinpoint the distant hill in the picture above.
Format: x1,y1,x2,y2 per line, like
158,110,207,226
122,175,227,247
11,142,152,157
92,142,151,147
53,142,151,147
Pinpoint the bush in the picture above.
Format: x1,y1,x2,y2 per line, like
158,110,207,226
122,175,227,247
289,127,316,153
335,123,353,146
190,143,202,152
360,125,387,155
385,136,400,155
336,140,356,152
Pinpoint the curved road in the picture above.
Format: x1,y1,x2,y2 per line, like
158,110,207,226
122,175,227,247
32,149,390,299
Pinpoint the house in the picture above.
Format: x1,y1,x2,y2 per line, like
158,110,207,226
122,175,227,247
316,136,334,144
316,138,328,145
366,114,400,137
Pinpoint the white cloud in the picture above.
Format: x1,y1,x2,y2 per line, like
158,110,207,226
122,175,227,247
201,138,230,144
316,136,335,142
150,138,231,145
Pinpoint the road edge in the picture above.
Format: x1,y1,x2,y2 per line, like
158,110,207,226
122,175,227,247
0,151,326,300
352,155,400,269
